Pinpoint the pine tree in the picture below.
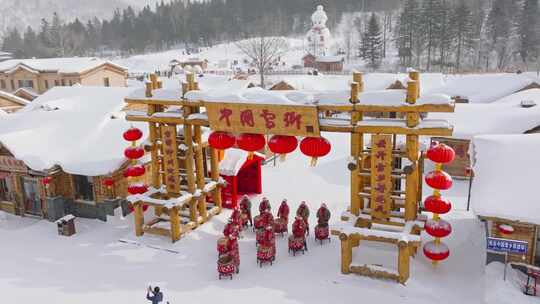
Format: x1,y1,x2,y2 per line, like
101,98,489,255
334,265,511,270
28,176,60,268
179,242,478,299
451,0,476,72
518,0,540,65
361,13,383,69
421,0,443,71
1,28,24,58
486,0,513,70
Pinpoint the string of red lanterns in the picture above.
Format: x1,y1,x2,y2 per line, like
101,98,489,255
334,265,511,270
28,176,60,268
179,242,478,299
122,127,148,198
423,142,455,265
207,131,332,166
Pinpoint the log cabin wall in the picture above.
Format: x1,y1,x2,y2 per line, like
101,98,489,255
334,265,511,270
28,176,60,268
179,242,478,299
489,219,537,264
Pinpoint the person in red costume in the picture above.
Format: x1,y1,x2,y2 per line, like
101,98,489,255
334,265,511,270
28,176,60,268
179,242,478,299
231,207,243,233
223,218,238,238
258,197,271,215
227,232,240,272
239,195,252,227
260,206,274,227
292,215,308,251
277,199,290,222
296,201,310,236
316,203,331,227
261,225,276,256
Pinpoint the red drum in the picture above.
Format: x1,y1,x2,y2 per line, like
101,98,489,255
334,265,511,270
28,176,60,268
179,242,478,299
254,215,264,230
274,218,288,235
288,235,305,254
217,237,228,255
257,245,275,266
241,213,249,226
217,255,236,279
315,225,330,244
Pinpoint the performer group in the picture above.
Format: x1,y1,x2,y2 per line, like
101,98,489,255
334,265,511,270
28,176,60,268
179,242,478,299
217,196,331,279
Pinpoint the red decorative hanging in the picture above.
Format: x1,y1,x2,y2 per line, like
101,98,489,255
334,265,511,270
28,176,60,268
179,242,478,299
427,142,455,164
425,219,452,238
123,127,143,142
124,164,146,178
423,241,450,261
236,133,266,153
102,177,114,187
300,136,331,166
208,131,236,150
268,135,298,160
128,203,149,212
124,146,145,160
498,224,515,235
424,195,452,214
42,176,52,185
425,170,453,190
127,184,148,195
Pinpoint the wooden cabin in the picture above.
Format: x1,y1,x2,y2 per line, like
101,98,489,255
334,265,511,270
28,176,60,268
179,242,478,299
0,90,29,113
315,56,344,72
13,87,39,101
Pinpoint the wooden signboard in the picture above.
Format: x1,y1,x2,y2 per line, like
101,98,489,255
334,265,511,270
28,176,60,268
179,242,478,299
205,102,320,137
370,135,393,220
431,137,470,179
0,156,27,173
161,125,181,194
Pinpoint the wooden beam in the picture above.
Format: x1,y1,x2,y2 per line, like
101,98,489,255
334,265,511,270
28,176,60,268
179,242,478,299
354,103,454,113
340,233,352,274
134,202,144,237
354,125,453,136
170,207,181,242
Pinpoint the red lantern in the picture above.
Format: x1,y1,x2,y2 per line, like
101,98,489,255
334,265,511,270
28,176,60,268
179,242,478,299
208,131,236,150
123,127,143,142
423,241,450,261
425,170,453,190
300,136,331,166
268,135,298,161
424,195,452,214
102,178,114,187
128,203,149,212
498,224,514,235
427,143,455,164
124,165,146,178
124,146,145,160
236,133,266,158
425,219,452,238
42,176,52,185
127,184,148,195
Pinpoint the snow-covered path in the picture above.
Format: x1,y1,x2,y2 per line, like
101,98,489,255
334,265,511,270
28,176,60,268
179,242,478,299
0,132,535,303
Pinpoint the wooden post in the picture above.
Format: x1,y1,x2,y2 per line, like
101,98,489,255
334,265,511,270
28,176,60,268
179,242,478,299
147,104,160,189
145,82,153,98
398,241,410,284
406,81,418,105
150,74,158,90
408,70,420,98
405,135,419,221
134,202,144,237
340,233,352,274
210,147,223,210
170,206,181,242
182,104,198,223
350,77,364,216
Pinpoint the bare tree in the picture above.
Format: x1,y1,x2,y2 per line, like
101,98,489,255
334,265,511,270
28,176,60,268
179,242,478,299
235,36,289,88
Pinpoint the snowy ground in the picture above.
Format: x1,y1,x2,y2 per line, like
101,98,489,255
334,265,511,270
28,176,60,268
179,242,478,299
0,132,537,303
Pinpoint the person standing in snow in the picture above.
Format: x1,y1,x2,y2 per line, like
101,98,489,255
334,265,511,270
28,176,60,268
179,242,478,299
316,203,331,227
223,218,238,238
296,201,310,235
259,197,271,215
146,286,163,304
277,199,290,222
292,216,308,251
231,207,243,233
239,195,252,227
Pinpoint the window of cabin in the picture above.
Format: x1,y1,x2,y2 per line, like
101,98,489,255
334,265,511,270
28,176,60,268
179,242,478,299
18,80,23,88
10,80,15,90
69,80,73,86
18,80,34,88
73,175,95,202
54,80,60,87
0,80,5,89
103,77,110,87
44,80,49,89
0,175,15,202
61,79,65,86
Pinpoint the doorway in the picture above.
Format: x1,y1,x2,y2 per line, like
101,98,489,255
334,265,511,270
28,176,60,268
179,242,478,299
22,177,42,216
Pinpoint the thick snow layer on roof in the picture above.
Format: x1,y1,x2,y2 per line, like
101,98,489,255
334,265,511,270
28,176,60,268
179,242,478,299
425,73,536,103
429,89,540,139
0,86,146,176
185,87,311,105
219,148,249,176
471,134,540,224
0,57,126,74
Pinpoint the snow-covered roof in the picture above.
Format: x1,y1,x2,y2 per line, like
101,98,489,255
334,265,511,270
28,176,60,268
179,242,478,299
219,148,265,176
316,56,343,63
0,90,30,106
425,73,537,103
14,87,39,98
0,86,146,176
0,57,127,74
471,133,540,225
429,89,540,139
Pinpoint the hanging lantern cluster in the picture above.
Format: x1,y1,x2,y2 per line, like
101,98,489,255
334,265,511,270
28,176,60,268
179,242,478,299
423,142,455,265
42,176,53,186
122,127,148,197
207,131,332,166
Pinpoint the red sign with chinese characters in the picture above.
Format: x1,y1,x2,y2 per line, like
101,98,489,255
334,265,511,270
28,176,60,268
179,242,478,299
161,125,181,194
0,156,27,173
370,134,392,220
206,102,320,137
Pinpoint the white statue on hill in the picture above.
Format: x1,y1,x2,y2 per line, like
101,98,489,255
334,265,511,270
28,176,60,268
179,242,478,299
305,5,331,57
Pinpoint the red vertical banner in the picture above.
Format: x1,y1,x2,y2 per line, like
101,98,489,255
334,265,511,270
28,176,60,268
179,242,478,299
370,134,393,220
